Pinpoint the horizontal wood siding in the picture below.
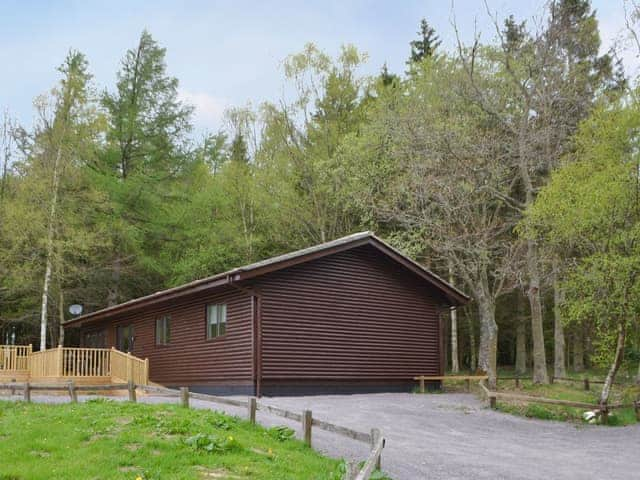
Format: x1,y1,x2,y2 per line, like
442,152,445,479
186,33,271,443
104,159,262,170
256,244,442,381
79,287,253,386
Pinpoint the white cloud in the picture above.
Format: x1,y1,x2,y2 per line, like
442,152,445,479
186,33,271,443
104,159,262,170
178,89,229,132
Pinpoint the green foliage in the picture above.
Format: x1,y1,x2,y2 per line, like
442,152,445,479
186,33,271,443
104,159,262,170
184,432,242,453
267,425,296,442
523,90,640,368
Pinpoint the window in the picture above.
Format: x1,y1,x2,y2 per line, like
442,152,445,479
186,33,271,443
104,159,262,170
116,324,135,352
206,304,227,339
155,315,171,345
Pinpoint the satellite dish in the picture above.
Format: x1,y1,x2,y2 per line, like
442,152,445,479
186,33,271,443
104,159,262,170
69,304,83,316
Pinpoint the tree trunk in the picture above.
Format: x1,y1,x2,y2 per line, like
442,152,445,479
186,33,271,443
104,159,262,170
515,316,527,375
451,306,459,373
40,130,64,351
573,329,584,372
468,311,477,372
107,257,121,307
477,292,498,389
527,240,549,384
450,271,459,374
599,324,626,405
58,289,65,347
553,265,566,378
636,357,640,386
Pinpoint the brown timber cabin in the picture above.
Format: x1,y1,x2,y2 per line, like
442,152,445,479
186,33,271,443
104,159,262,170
64,232,469,396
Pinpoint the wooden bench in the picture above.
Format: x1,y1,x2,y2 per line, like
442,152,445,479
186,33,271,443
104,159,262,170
414,375,488,393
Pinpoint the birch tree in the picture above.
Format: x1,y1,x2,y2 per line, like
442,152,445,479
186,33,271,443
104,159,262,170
37,52,93,350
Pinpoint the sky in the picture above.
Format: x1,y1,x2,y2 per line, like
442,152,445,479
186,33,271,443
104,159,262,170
1,0,637,136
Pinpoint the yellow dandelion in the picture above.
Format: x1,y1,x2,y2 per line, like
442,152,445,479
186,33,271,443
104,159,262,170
268,448,273,455
227,435,234,441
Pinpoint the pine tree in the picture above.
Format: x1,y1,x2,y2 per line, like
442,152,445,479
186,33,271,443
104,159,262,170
408,19,441,64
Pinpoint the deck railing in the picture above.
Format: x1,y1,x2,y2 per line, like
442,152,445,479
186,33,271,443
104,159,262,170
110,348,148,385
0,345,32,372
0,345,148,385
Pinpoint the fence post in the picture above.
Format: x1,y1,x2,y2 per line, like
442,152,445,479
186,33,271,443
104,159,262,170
515,378,520,389
465,379,470,393
419,377,425,393
127,381,137,402
634,400,640,422
584,378,590,391
126,354,133,383
489,394,497,410
23,382,31,403
248,397,257,425
180,387,190,408
550,375,554,385
57,345,64,377
344,460,358,480
68,380,77,403
27,344,33,373
302,409,312,447
370,428,381,470
144,358,149,385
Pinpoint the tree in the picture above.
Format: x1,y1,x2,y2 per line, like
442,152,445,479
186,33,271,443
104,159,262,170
1,51,111,348
523,92,640,403
455,0,619,383
255,43,369,245
351,55,519,387
408,19,441,64
98,30,195,305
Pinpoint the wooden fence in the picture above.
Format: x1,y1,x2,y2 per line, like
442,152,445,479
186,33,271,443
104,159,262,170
0,345,32,372
0,346,148,385
478,378,640,425
141,385,385,480
110,348,149,385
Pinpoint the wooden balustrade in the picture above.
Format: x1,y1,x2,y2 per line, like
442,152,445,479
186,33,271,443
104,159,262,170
0,345,148,385
0,345,32,372
29,348,60,377
110,348,149,385
62,347,111,377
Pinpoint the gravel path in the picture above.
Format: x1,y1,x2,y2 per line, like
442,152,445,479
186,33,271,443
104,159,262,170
4,391,639,479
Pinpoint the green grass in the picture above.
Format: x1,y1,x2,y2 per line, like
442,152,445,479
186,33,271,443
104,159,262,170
0,399,346,480
493,377,640,426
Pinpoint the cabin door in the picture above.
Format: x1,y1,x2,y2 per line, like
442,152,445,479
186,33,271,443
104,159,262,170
116,324,135,353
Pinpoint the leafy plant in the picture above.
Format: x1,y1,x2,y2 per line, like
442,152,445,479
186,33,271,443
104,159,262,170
266,425,295,442
184,433,241,453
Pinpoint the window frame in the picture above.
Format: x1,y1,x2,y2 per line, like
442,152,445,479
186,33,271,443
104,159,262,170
205,303,227,340
155,315,171,346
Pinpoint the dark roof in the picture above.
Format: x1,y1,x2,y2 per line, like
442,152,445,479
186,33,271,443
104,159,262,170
66,231,469,326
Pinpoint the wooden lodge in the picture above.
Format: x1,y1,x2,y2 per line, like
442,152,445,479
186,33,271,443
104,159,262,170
62,232,468,396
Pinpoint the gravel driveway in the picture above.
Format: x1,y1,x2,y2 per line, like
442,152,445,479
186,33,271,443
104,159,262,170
6,391,640,479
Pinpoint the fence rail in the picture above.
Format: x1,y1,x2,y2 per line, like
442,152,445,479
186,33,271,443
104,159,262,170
478,378,640,424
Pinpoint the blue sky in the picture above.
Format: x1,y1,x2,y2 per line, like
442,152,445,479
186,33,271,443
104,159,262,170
0,1,636,135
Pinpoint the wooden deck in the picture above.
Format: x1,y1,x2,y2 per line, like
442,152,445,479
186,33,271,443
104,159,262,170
0,345,149,385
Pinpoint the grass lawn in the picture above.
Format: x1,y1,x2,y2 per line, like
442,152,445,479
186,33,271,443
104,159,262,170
493,369,640,426
0,399,346,480
419,369,640,426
